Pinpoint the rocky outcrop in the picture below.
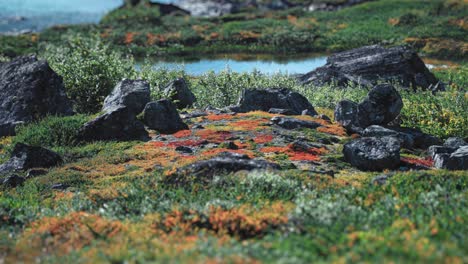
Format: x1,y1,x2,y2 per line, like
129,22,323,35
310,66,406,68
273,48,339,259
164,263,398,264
166,152,280,185
1,174,26,188
231,88,317,115
143,99,189,134
343,136,401,171
307,0,373,12
363,126,441,150
175,0,234,17
0,55,73,136
335,84,403,133
164,78,196,109
300,45,443,91
0,143,62,175
77,106,149,142
102,79,151,114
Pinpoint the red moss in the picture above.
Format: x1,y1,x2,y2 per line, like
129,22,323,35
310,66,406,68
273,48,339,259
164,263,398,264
260,144,327,162
229,119,268,130
149,141,166,148
317,125,347,137
167,139,205,148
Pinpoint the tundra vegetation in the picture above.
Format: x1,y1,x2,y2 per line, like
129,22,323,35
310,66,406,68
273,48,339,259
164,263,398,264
0,0,467,263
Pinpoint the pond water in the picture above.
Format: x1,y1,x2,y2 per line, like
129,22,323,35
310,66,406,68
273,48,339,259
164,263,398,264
149,56,328,75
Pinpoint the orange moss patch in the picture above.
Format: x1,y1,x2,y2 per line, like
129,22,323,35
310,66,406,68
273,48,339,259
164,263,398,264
172,130,192,138
253,134,274,144
229,119,268,131
317,125,347,137
201,148,255,159
124,32,138,45
167,139,205,148
196,129,233,143
149,141,166,148
155,203,290,239
205,114,235,121
238,111,278,119
260,144,327,162
20,212,124,255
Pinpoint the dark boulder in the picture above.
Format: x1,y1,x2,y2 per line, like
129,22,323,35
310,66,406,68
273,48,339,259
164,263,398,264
334,100,361,133
77,106,149,142
434,146,468,170
231,88,317,115
357,84,403,128
270,116,322,130
343,136,401,171
164,78,196,109
166,152,280,185
175,0,234,17
300,45,443,91
143,99,189,134
428,145,456,160
0,55,73,136
390,127,441,149
102,79,151,114
362,125,414,149
0,143,62,174
2,174,25,188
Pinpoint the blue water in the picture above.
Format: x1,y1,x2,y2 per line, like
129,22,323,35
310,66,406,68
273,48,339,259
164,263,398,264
150,56,327,75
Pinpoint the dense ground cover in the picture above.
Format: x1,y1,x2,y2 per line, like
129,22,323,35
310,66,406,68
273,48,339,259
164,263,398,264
0,0,466,60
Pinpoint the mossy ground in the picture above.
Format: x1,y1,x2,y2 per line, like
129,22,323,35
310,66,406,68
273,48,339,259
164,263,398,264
1,110,467,263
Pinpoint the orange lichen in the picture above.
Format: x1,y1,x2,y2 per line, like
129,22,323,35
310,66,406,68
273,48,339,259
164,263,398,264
21,212,124,254
260,144,327,162
317,125,347,136
155,203,290,239
149,141,166,148
124,32,138,45
205,114,235,121
229,119,268,131
253,134,274,144
201,148,255,159
167,139,205,148
196,129,232,143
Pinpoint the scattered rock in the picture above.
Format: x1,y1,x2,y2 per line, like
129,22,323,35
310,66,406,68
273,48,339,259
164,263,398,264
300,45,443,91
51,183,70,190
371,173,394,185
357,84,403,128
175,0,234,17
0,143,63,174
167,152,280,185
390,127,441,149
77,106,149,142
102,79,151,114
2,174,25,188
315,114,331,122
271,116,322,130
143,99,189,134
26,168,48,178
343,136,401,171
0,55,73,136
164,78,196,109
226,141,239,150
231,88,317,115
428,145,456,160
434,146,468,170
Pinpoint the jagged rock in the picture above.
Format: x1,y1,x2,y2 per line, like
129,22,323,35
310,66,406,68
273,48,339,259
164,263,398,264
444,137,466,149
371,173,395,185
0,143,62,174
77,106,149,142
143,99,189,134
434,146,468,170
334,100,361,133
390,127,441,149
2,174,25,188
102,79,151,114
175,146,193,154
357,84,403,128
343,136,401,171
231,88,317,115
166,152,280,185
164,78,196,109
428,145,456,159
300,45,443,91
0,55,73,136
271,116,322,130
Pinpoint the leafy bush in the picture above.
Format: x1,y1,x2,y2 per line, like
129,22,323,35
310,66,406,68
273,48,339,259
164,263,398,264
13,115,90,148
43,35,136,113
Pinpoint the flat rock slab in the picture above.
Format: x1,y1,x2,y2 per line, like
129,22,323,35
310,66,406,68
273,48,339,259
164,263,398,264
271,116,322,130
